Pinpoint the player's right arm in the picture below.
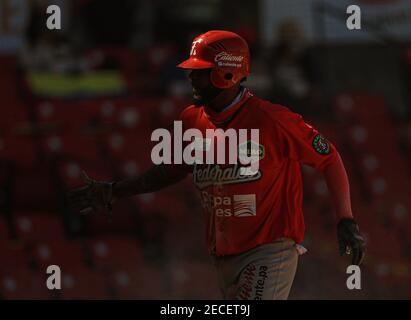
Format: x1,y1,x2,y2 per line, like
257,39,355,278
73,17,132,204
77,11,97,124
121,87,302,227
67,164,188,216
68,106,194,216
112,163,188,199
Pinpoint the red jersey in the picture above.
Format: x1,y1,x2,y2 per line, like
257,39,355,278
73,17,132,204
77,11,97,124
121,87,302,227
178,89,339,256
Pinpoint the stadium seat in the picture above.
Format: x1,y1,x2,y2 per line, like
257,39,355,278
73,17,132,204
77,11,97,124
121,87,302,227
59,265,110,299
12,167,58,211
0,135,38,168
0,268,51,299
109,264,167,299
334,93,391,124
35,99,101,131
0,241,31,273
117,158,143,178
0,217,10,247
86,235,143,272
14,212,67,243
132,191,188,218
403,121,411,156
166,259,220,299
105,131,153,170
150,97,185,129
97,99,153,131
0,102,30,135
346,124,397,154
366,226,404,261
40,133,102,162
32,240,88,271
0,55,20,103
334,94,357,122
144,44,176,73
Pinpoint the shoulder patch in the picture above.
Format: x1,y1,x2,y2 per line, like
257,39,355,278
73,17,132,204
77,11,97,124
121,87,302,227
312,134,330,155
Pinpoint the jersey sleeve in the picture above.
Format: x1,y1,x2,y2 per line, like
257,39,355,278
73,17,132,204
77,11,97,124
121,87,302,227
275,110,339,171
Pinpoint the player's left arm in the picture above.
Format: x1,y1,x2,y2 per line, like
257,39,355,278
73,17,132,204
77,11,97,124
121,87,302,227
276,110,366,265
322,153,366,266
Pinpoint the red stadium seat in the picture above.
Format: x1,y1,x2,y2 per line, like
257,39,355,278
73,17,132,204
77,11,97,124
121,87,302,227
355,96,391,124
0,135,38,168
98,99,153,131
45,97,165,133
0,242,31,273
59,265,109,299
346,124,398,154
0,102,30,135
40,133,102,162
12,167,58,211
389,200,411,224
0,217,10,247
166,259,220,299
14,212,67,243
372,197,411,230
403,121,411,155
365,227,404,261
145,44,176,73
0,268,51,299
0,56,20,103
132,191,188,218
109,264,167,299
369,258,411,289
35,100,101,131
105,131,153,169
117,158,143,178
32,240,87,271
334,94,357,122
150,97,186,129
357,152,411,199
334,94,391,124
87,236,143,271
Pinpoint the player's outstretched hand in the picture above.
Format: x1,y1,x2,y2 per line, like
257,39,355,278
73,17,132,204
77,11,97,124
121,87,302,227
337,218,366,265
66,171,115,220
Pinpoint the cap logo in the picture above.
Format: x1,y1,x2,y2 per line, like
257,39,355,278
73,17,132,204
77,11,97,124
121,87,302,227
190,38,203,56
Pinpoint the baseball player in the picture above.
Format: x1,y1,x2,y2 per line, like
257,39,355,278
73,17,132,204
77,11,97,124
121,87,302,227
68,30,366,300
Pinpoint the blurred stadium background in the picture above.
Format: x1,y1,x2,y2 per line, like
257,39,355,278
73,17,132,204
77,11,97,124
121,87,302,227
1,0,411,299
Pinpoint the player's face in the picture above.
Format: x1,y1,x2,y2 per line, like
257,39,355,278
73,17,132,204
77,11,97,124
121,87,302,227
188,69,222,106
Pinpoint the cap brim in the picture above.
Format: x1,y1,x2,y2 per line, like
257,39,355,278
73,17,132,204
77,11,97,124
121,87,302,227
177,57,214,69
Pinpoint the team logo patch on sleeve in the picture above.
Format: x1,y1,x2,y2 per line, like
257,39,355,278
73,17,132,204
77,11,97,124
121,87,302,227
312,134,330,155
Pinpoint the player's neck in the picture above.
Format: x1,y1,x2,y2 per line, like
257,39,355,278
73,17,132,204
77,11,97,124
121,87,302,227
206,85,242,113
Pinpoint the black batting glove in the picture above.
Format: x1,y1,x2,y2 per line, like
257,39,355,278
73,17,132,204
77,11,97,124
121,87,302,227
337,218,366,265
